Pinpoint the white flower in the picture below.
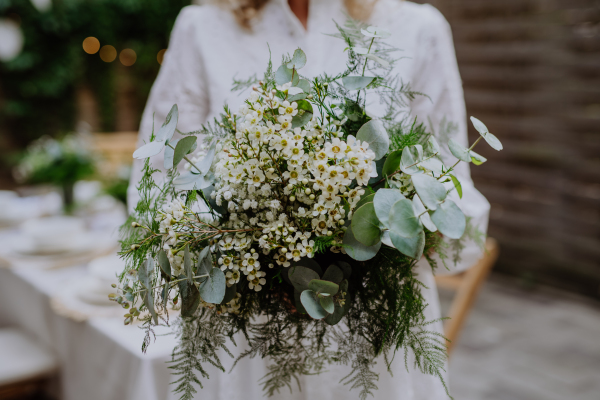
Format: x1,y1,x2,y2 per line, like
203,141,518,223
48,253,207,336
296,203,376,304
248,270,266,291
226,269,240,286
278,101,298,117
242,252,260,272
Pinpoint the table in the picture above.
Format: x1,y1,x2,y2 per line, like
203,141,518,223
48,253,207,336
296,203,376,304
0,234,179,400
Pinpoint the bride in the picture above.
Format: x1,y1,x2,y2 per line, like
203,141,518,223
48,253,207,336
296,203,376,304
128,0,490,399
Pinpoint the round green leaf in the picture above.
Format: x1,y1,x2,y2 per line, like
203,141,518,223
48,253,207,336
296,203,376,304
155,104,179,143
470,116,503,151
290,48,307,69
163,138,179,169
275,64,299,85
199,267,226,304
382,149,403,177
289,265,320,292
173,136,197,168
448,138,471,163
390,230,425,259
220,283,237,305
157,250,171,279
342,225,381,261
308,279,339,295
366,54,389,68
300,290,328,319
356,119,389,160
195,140,217,175
400,145,424,175
325,279,350,325
411,174,447,211
335,261,352,280
320,296,335,314
431,199,466,239
291,99,314,128
322,265,344,284
355,192,375,210
342,76,375,91
388,199,422,238
133,140,165,159
296,78,311,93
373,189,405,227
173,171,213,191
470,150,487,165
351,202,382,246
178,279,200,318
412,195,437,232
449,174,463,199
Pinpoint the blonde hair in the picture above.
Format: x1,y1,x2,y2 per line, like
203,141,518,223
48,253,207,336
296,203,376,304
201,0,377,28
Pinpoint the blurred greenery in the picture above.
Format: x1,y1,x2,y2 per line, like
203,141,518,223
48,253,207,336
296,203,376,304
0,0,191,151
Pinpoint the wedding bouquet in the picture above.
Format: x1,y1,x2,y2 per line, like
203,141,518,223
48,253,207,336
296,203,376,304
116,21,502,400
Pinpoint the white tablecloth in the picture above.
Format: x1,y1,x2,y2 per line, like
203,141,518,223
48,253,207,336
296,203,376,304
0,219,184,400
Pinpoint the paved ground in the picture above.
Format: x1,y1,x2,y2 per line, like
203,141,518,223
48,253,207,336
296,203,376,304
439,275,600,400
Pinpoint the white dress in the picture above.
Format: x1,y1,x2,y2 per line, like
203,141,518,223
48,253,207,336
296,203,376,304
128,1,491,399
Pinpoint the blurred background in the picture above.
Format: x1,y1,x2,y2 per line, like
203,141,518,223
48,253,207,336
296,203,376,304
0,0,598,399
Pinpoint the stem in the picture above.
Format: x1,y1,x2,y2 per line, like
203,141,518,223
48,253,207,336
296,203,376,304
438,136,483,180
167,143,201,173
361,37,375,77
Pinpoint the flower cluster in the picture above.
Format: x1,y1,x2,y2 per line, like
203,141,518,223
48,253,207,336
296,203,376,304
209,89,376,292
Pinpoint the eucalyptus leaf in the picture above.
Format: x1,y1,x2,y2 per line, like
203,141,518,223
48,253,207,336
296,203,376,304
450,174,463,199
381,230,393,247
308,279,339,295
366,53,390,68
342,76,375,91
356,119,389,160
418,157,445,175
411,174,447,210
287,87,304,95
196,246,212,276
199,267,226,304
470,116,503,151
296,78,311,93
133,140,165,159
431,200,466,239
157,250,171,279
390,230,425,259
294,290,307,314
300,290,328,319
352,46,369,54
220,282,237,305
322,265,344,284
382,149,403,178
412,194,437,232
288,93,307,102
275,64,299,85
173,171,213,191
350,202,381,246
290,48,307,69
291,99,313,128
184,246,193,283
355,192,375,210
325,279,350,325
320,296,335,314
289,265,320,292
335,261,352,280
195,140,217,175
163,138,179,169
155,104,179,143
139,259,157,324
470,150,487,165
290,258,323,276
448,138,471,163
388,199,423,238
424,136,441,155
173,136,197,168
178,276,200,318
400,145,424,175
368,156,386,185
361,26,391,39
342,225,381,261
373,189,405,227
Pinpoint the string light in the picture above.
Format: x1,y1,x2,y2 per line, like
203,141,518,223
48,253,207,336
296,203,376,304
119,48,136,66
157,49,166,65
82,37,100,54
99,45,117,62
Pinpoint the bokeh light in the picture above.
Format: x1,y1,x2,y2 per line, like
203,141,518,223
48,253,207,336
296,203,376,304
82,37,100,54
157,49,166,65
99,45,117,62
119,48,136,66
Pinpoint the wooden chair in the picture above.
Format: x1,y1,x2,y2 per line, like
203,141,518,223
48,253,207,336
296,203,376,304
435,237,500,355
91,131,138,177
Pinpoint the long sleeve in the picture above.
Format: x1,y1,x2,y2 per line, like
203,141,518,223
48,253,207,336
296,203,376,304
409,5,491,275
127,6,209,211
